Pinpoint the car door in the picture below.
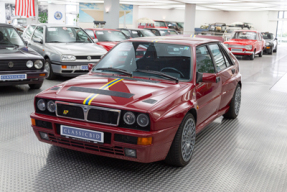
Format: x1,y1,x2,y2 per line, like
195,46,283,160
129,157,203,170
195,45,222,125
29,26,45,56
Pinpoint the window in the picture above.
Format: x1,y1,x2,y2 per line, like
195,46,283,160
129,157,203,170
154,21,166,27
32,26,44,42
232,31,257,40
208,44,227,72
46,27,92,43
85,30,95,38
95,31,127,42
169,30,178,35
24,25,36,39
121,29,130,37
141,30,156,37
0,27,25,47
131,30,140,37
150,29,160,36
219,43,233,67
196,46,215,73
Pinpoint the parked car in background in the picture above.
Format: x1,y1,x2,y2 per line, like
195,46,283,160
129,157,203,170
22,24,107,79
224,30,265,60
165,21,183,34
223,26,242,41
117,28,156,38
84,28,128,51
195,23,227,36
0,24,46,89
11,18,28,28
261,32,277,54
146,28,179,36
138,20,169,29
30,36,242,167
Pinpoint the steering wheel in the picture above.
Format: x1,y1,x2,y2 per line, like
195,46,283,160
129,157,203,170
160,67,184,78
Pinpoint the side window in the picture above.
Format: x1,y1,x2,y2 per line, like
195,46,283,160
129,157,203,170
121,30,130,38
208,44,227,72
85,30,94,38
131,30,140,37
24,25,36,39
32,26,44,42
196,46,215,73
219,43,233,67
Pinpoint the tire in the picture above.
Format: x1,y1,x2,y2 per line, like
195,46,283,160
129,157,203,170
269,48,273,55
259,49,263,57
250,52,255,60
224,84,241,119
273,46,277,53
165,113,196,167
45,58,56,80
29,81,43,89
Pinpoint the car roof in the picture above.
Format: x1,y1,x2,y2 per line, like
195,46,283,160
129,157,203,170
234,30,258,33
85,28,120,31
118,28,149,31
126,36,219,46
29,23,80,28
0,23,13,27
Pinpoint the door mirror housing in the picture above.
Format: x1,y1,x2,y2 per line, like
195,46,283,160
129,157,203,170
196,72,218,84
88,63,97,71
33,37,43,44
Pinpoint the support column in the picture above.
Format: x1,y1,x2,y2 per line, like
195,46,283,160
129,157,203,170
133,5,139,28
104,0,119,29
184,4,196,34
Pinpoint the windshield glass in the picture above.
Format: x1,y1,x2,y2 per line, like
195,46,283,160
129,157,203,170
177,22,184,28
141,30,156,37
46,27,92,43
232,32,256,40
262,33,274,39
92,42,192,81
154,21,166,27
0,27,25,48
95,30,127,42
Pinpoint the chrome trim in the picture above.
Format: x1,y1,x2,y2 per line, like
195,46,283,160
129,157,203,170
230,45,246,48
231,50,253,54
55,101,121,126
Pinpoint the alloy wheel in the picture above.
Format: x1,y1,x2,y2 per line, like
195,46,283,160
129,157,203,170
181,118,196,162
44,62,50,78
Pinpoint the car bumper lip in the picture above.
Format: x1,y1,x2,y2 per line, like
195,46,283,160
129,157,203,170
30,113,178,163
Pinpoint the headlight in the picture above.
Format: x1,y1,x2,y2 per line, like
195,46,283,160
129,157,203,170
26,60,33,68
47,100,56,112
34,60,43,69
224,44,229,48
137,114,149,127
37,99,46,111
62,55,76,61
266,42,270,46
123,112,136,125
245,45,252,50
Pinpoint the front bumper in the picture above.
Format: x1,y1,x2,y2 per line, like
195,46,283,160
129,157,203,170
30,113,178,163
0,71,47,86
230,50,253,55
51,61,99,77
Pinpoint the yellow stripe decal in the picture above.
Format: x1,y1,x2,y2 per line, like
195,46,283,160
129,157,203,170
83,78,123,105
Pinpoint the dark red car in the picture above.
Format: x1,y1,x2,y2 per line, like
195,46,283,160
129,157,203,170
138,20,169,29
30,36,241,167
84,28,128,51
224,30,265,60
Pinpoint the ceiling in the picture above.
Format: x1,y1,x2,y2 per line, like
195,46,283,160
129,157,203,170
38,0,287,11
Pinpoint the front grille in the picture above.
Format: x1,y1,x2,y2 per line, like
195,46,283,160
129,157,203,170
48,133,124,156
56,102,120,126
76,56,101,60
0,60,42,71
230,45,245,48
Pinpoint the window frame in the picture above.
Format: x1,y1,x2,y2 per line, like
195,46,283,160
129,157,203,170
206,43,228,73
195,44,216,74
218,43,234,67
32,26,44,42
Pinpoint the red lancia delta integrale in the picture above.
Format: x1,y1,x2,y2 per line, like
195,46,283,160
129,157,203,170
224,30,265,60
31,36,242,167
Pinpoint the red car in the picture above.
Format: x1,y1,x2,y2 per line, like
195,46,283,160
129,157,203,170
30,36,242,167
224,30,265,60
84,28,128,51
138,20,168,29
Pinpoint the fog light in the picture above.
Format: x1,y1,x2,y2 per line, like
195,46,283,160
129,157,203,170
124,148,137,158
39,132,49,140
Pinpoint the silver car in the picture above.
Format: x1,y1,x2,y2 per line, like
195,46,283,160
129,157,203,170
23,24,107,79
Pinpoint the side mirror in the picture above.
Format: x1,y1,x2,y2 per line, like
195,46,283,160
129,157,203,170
88,63,97,71
196,72,219,84
93,39,98,43
33,38,43,44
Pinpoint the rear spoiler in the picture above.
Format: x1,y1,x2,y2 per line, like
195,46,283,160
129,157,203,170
180,34,224,43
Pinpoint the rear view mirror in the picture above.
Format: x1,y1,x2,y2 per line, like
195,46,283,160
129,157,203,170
196,72,219,84
88,63,97,71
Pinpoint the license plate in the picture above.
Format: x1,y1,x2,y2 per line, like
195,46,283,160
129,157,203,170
81,65,88,70
60,125,104,143
0,74,27,81
231,49,242,52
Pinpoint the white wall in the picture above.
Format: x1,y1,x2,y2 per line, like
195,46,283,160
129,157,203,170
0,2,6,23
48,4,66,24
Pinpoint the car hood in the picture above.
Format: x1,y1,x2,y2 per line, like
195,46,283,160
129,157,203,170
97,41,119,51
46,43,107,55
41,74,188,112
0,46,42,60
227,39,257,45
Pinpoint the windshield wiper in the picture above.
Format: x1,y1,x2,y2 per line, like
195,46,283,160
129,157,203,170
96,67,132,77
135,69,178,83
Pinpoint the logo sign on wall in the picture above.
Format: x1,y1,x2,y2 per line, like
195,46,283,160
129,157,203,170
54,11,62,20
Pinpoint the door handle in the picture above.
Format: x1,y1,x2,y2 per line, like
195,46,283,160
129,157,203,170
231,68,236,74
216,77,220,83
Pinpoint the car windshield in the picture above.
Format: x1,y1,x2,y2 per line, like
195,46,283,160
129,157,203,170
0,26,25,48
141,30,156,37
154,21,166,27
46,27,92,43
159,30,177,36
226,29,234,33
233,32,256,40
262,33,274,40
95,30,127,42
92,42,192,81
177,22,184,28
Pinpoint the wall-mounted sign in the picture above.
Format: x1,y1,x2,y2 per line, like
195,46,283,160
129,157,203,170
54,11,62,20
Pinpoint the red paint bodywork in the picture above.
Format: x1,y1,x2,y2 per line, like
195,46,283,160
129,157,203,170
30,37,241,163
85,28,123,51
138,20,169,29
224,30,265,56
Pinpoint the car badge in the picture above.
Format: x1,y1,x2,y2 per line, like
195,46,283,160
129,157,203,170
63,110,69,115
83,106,88,112
87,56,91,60
8,61,14,68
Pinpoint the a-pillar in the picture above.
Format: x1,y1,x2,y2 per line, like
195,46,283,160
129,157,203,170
184,4,196,34
104,0,120,29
